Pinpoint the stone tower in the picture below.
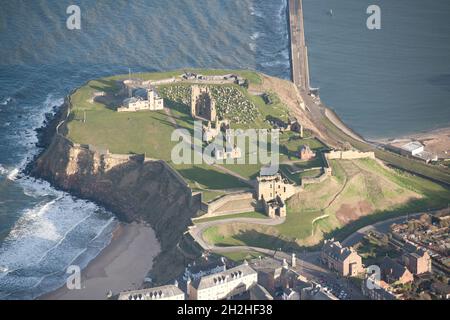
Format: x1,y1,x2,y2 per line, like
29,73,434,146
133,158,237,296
191,85,216,122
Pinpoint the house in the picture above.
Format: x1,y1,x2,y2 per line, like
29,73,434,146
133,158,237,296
117,87,164,112
183,261,227,282
118,285,185,300
402,249,432,275
187,263,257,300
381,257,414,285
249,255,302,294
401,141,424,156
299,145,316,160
361,276,399,300
249,256,284,293
431,282,450,300
249,284,274,300
321,239,364,277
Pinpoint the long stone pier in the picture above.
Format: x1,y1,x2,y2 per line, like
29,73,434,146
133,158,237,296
288,0,310,93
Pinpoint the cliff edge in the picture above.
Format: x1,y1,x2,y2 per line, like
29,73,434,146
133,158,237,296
30,124,201,283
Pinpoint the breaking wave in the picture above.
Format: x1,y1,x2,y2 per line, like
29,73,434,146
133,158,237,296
0,92,117,300
0,176,117,300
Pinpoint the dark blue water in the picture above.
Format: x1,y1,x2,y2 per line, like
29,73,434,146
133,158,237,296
303,0,450,138
0,0,290,300
0,0,449,299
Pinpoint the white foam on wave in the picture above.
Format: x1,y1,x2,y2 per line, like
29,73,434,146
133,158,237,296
0,92,118,299
0,164,8,176
6,168,19,181
1,97,13,106
0,180,98,270
14,94,64,174
260,59,291,68
277,0,288,24
250,32,262,41
249,4,264,18
0,176,116,298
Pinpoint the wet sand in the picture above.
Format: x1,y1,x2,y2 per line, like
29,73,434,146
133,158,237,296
39,222,160,300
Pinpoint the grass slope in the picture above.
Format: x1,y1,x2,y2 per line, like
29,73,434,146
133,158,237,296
203,158,450,250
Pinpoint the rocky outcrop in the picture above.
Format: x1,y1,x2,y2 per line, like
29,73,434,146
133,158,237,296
31,133,201,284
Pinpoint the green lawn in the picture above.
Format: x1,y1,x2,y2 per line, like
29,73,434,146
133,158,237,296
219,251,266,263
202,224,295,251
198,190,227,203
68,108,177,160
171,163,249,190
65,71,270,190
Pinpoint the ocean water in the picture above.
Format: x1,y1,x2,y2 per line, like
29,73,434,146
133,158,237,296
303,0,450,138
0,0,449,299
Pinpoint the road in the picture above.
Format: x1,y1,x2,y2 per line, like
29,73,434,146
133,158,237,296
341,209,448,247
190,216,366,299
188,209,440,299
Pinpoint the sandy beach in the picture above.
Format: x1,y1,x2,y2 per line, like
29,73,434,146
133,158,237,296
375,127,450,159
39,222,160,300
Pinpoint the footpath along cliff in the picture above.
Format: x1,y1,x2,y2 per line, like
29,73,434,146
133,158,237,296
28,99,201,284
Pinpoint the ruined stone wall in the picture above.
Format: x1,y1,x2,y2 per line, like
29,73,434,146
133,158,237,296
326,150,375,160
200,192,254,216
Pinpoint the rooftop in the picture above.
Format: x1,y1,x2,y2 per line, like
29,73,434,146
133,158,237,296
118,285,184,300
381,257,411,280
401,141,424,152
249,256,283,273
191,264,257,291
322,239,355,262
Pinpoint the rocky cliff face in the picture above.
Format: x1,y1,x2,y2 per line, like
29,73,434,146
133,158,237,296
31,134,200,283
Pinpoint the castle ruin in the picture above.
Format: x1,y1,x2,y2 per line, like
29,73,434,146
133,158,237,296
256,171,297,218
191,85,217,122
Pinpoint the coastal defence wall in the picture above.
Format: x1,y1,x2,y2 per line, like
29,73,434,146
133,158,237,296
31,134,201,284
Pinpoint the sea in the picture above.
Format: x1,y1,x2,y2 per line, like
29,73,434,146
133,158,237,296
0,0,449,299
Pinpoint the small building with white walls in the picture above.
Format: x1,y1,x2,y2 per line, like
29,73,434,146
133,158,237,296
118,87,164,112
187,263,257,300
400,141,424,156
118,284,185,300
